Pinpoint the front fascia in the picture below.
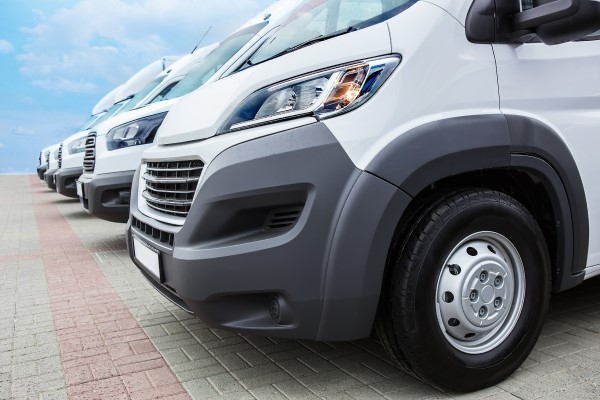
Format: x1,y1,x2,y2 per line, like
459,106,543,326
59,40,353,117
130,122,408,340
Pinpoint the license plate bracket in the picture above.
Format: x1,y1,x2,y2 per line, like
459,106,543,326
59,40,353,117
76,181,84,198
133,237,162,282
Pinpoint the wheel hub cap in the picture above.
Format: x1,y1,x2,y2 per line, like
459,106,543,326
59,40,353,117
436,232,526,354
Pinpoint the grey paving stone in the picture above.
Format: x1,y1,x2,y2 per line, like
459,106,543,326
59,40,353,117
184,378,220,399
298,370,363,396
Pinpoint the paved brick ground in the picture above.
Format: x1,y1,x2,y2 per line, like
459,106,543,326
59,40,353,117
2,175,600,399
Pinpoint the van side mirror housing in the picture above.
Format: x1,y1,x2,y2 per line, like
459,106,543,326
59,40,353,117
466,0,600,45
515,0,600,44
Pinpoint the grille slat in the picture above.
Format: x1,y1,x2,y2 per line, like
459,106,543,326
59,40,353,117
57,144,63,169
132,216,174,247
142,160,204,218
83,132,97,173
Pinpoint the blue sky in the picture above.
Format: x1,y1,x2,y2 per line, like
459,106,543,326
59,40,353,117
0,0,276,174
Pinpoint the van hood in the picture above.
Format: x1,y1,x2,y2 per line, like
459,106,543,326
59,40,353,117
157,23,392,145
94,98,179,136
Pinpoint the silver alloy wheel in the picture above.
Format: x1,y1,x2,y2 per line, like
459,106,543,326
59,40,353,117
435,231,526,354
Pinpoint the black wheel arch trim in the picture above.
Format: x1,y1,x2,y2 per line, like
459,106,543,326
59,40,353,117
365,114,589,291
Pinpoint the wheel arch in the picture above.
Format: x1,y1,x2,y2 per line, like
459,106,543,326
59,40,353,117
365,114,588,292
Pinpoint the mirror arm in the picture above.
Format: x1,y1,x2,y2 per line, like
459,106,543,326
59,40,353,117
513,0,580,30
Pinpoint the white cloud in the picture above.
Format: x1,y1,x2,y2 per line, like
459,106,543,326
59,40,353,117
11,126,37,136
0,39,14,53
32,78,97,93
17,0,276,92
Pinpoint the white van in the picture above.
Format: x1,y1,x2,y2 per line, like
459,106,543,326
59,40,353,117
37,146,52,180
127,0,600,391
54,58,179,197
43,143,62,190
37,87,119,181
78,0,302,223
75,45,217,222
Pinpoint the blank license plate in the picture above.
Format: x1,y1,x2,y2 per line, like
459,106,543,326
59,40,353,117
133,237,161,280
76,181,84,198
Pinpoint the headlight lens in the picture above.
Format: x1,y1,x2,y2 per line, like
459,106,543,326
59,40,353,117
106,112,167,151
68,137,87,155
219,56,400,133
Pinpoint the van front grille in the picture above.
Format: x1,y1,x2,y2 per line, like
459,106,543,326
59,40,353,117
83,132,97,173
45,151,50,166
142,160,204,218
57,144,63,169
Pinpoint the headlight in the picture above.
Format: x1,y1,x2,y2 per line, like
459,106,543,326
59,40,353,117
106,112,167,151
68,137,87,155
219,56,400,133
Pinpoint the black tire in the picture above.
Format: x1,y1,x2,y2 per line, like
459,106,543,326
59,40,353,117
376,189,551,392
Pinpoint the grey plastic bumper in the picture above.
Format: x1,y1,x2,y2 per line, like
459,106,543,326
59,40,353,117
128,122,411,341
44,169,58,191
56,167,83,198
37,166,47,180
80,170,135,223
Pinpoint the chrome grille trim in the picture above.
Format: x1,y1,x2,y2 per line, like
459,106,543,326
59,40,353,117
83,132,97,173
141,160,204,218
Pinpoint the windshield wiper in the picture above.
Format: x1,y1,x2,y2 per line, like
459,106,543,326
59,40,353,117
250,26,357,66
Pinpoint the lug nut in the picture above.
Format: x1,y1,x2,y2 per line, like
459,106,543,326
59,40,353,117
478,306,488,318
494,276,503,287
469,290,478,302
494,297,503,308
479,271,488,283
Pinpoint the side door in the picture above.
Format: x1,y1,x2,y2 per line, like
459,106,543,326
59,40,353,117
493,27,600,269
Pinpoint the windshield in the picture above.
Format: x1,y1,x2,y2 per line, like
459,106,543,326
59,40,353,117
77,114,102,131
119,77,164,113
247,0,415,66
91,99,131,128
159,22,267,101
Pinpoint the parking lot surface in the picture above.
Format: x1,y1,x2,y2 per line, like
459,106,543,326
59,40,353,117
2,175,600,399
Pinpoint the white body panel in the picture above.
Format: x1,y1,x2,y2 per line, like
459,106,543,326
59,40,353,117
325,3,499,170
493,41,600,267
60,131,89,170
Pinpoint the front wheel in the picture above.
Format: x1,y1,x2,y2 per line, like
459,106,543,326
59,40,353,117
377,190,551,392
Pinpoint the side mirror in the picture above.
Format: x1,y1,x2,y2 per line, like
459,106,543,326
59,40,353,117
515,0,600,44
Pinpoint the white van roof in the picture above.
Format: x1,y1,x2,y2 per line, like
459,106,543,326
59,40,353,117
92,86,121,115
113,56,180,103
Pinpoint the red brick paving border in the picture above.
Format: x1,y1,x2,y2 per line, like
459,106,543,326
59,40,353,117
29,176,191,400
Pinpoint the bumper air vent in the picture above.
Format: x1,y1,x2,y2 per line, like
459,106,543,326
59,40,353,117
83,132,97,173
142,160,204,218
264,206,303,231
132,216,174,247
